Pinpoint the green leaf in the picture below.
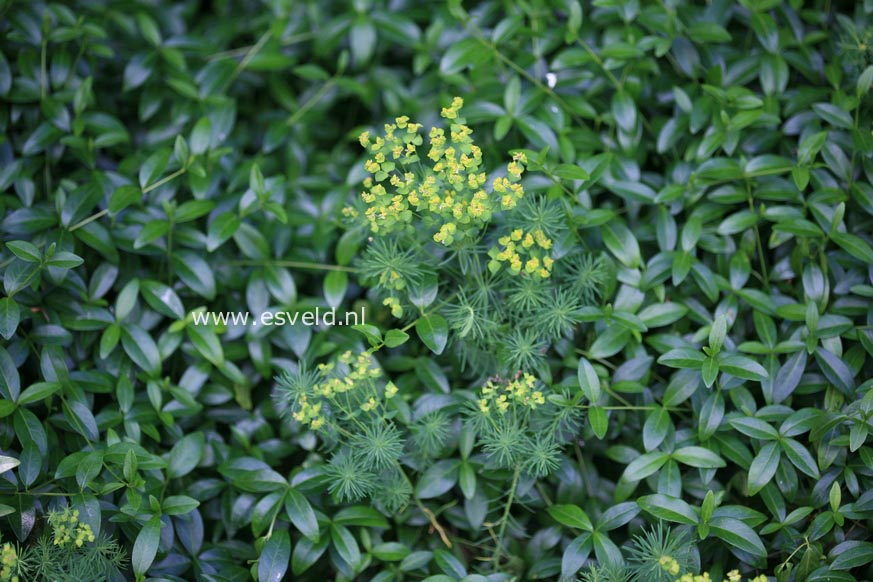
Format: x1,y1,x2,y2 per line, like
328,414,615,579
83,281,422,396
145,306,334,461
384,329,410,348
259,530,291,582
207,212,240,251
602,221,641,267
709,315,727,353
323,270,347,309
658,348,705,369
0,348,19,402
46,251,84,269
577,357,600,402
831,541,873,570
6,241,41,262
637,494,698,525
121,325,161,376
285,488,319,541
17,381,61,405
139,149,171,188
167,432,204,478
190,117,212,155
162,495,199,515
292,535,329,575
588,405,609,439
561,533,592,580
814,347,855,395
553,164,590,181
718,354,768,381
132,515,162,576
0,297,20,340
831,231,873,264
547,504,594,531
434,548,466,578
643,407,670,451
710,516,766,556
109,185,142,214
812,103,854,129
141,280,185,319
415,315,448,355
729,417,779,440
588,326,631,359
372,542,411,561
623,452,669,481
0,456,21,474
186,324,224,366
748,441,781,495
687,22,731,42
440,38,490,75
330,524,361,569
672,446,725,468
134,220,169,249
415,459,459,499
781,438,820,479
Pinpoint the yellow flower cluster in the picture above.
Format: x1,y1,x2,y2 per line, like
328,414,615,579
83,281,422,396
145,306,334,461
660,555,681,575
0,543,18,582
664,562,768,582
49,507,95,548
477,372,546,414
494,152,527,210
293,352,398,430
488,227,555,278
383,297,403,318
352,97,530,248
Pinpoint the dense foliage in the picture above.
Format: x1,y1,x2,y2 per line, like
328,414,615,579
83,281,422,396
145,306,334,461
1,0,873,581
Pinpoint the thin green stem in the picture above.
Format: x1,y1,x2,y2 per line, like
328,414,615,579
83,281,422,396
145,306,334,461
41,30,48,99
491,464,521,570
746,180,770,288
228,259,358,273
227,29,272,86
461,20,588,130
577,39,622,90
394,461,452,548
287,73,341,127
68,167,186,233
143,167,186,194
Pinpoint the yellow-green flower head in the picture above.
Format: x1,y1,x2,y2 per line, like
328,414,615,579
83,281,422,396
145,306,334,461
383,296,404,318
0,542,19,582
441,96,464,119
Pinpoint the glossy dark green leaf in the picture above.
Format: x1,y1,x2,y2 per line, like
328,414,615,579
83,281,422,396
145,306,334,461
132,516,162,575
258,530,291,582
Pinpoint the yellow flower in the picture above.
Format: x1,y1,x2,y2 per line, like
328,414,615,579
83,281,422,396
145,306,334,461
659,555,680,576
361,397,378,412
385,381,398,399
383,297,403,318
359,131,370,146
522,232,535,248
525,257,540,273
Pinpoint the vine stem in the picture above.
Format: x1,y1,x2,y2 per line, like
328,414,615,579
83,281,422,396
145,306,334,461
68,167,187,232
491,464,521,570
227,259,358,273
394,461,452,548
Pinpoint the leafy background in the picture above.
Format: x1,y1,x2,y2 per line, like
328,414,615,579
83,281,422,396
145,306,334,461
1,0,873,581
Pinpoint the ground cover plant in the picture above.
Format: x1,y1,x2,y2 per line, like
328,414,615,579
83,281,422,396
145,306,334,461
1,0,873,580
